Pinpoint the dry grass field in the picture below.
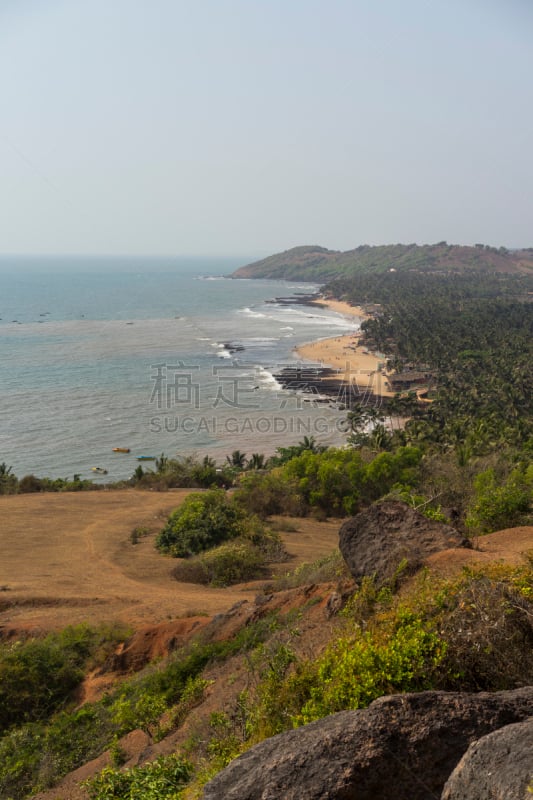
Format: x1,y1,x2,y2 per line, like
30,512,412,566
0,490,341,635
1,489,530,637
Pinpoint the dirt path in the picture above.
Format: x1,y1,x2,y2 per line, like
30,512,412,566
0,491,340,634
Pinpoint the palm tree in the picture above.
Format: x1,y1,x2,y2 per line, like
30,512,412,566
248,453,266,470
226,450,247,469
298,436,318,453
155,453,168,473
133,465,144,482
368,424,392,451
346,404,366,434
0,462,17,494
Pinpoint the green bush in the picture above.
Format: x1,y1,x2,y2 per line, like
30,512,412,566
156,490,246,556
84,754,192,800
432,566,533,690
234,469,303,517
466,465,532,533
270,550,348,592
0,463,18,494
235,446,422,518
0,624,127,733
0,701,117,798
0,614,278,799
0,640,83,732
130,454,234,490
295,611,445,724
171,540,266,587
170,514,287,586
245,563,533,743
18,474,97,492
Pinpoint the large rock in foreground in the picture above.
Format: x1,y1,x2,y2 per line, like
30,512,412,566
441,717,533,800
202,688,533,800
339,500,470,583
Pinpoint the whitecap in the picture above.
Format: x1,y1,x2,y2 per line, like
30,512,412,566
257,367,282,391
237,307,267,318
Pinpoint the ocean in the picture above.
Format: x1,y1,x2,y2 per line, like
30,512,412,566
0,256,360,482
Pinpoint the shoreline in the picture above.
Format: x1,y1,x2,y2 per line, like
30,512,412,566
295,298,394,399
311,297,371,322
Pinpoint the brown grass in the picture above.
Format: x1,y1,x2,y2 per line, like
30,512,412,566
425,526,533,577
0,493,340,635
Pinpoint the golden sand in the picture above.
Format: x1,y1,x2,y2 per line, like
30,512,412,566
296,299,394,397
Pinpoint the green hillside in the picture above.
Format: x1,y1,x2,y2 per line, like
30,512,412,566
231,243,533,281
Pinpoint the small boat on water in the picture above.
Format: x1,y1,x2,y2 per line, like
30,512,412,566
137,455,156,461
112,447,130,453
91,466,108,474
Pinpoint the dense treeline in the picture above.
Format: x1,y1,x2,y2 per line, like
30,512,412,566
326,271,533,451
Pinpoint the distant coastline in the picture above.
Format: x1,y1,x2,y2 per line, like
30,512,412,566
231,242,533,281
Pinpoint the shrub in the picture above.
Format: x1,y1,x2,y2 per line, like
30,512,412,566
130,525,150,544
84,754,192,800
466,466,532,533
18,474,97,492
234,470,303,517
0,463,18,494
0,635,86,732
434,567,533,690
294,610,445,725
170,517,287,587
156,490,246,557
236,446,422,518
18,474,45,493
172,540,266,587
0,615,277,799
0,698,116,798
0,624,128,734
270,550,348,592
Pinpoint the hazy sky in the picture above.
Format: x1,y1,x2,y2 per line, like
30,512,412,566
1,0,532,257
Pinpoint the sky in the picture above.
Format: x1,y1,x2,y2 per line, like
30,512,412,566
1,0,532,257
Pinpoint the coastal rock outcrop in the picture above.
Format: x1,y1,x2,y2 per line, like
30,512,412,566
339,500,470,584
202,688,533,800
441,716,533,800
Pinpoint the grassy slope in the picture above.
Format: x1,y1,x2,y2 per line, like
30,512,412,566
28,525,533,800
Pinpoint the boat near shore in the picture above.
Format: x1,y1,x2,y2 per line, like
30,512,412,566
137,455,156,461
91,466,108,474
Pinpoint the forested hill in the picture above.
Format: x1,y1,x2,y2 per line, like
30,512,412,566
231,243,533,281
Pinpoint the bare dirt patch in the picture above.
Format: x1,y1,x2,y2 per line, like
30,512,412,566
425,526,533,577
0,492,340,635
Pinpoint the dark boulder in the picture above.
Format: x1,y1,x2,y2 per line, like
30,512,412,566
441,716,533,800
202,688,533,800
339,500,470,584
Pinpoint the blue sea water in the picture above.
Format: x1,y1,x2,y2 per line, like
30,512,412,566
0,256,360,481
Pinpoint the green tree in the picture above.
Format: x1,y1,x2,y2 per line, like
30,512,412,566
156,489,246,557
226,450,247,469
466,466,532,533
0,463,17,494
248,453,266,470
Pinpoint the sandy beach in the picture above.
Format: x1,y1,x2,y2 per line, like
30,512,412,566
296,298,394,398
312,297,371,322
